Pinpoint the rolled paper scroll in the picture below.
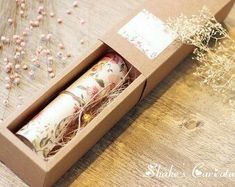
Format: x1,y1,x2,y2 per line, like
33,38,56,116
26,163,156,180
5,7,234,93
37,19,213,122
16,53,129,158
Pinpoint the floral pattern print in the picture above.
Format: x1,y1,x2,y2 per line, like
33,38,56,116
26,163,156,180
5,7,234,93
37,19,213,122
16,53,128,158
86,86,99,97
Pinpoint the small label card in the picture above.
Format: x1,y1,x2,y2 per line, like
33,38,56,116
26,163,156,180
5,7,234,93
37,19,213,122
118,9,175,60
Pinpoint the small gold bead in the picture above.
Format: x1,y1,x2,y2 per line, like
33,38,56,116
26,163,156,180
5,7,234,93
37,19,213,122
82,113,92,123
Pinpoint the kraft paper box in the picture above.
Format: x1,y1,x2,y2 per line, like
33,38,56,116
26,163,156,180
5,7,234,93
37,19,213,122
0,0,234,186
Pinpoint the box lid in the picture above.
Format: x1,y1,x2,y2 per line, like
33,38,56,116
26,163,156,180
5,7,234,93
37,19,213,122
101,0,234,97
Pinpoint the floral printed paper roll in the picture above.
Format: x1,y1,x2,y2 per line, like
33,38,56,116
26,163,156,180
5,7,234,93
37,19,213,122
16,53,128,158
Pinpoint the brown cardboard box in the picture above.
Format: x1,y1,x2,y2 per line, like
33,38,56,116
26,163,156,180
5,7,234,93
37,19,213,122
0,0,234,186
103,0,235,98
1,42,146,187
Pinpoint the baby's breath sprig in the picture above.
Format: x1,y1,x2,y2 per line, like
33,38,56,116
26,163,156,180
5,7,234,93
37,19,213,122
166,7,235,108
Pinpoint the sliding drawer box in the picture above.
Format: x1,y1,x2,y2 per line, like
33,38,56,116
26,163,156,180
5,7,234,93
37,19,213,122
0,0,234,186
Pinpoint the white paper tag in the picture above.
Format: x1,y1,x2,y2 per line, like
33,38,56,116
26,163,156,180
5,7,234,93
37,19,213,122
118,9,175,60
